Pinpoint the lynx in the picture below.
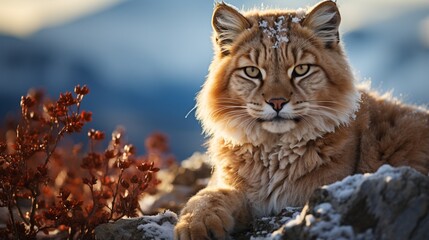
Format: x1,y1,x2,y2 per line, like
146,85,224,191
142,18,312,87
174,1,429,239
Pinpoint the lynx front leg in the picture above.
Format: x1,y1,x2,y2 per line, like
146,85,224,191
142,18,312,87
174,187,251,240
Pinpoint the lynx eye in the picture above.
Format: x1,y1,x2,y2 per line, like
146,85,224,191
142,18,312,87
244,66,261,79
292,64,310,77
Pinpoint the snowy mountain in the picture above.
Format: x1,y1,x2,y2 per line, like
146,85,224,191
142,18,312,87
344,8,429,104
0,1,428,159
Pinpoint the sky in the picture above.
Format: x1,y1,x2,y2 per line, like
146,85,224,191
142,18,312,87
1,0,428,37
0,0,119,37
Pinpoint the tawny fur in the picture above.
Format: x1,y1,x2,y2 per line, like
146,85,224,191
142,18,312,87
175,1,429,239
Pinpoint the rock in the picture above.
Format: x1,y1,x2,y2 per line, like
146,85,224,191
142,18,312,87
140,152,212,214
146,185,196,214
172,152,211,186
233,207,302,240
95,210,177,240
278,165,429,240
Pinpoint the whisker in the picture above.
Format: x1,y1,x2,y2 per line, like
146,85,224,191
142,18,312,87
307,106,350,115
212,106,247,111
211,110,248,117
244,118,258,134
239,117,252,127
215,106,247,111
215,103,247,108
216,105,246,109
216,101,246,105
221,111,250,118
306,100,351,108
305,108,342,116
216,98,246,104
185,105,197,119
217,97,244,101
248,108,263,112
304,110,344,122
225,115,253,128
295,113,313,127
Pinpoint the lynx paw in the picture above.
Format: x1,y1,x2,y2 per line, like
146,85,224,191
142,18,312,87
174,200,234,240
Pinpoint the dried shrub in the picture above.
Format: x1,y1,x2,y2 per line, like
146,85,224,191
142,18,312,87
0,85,170,239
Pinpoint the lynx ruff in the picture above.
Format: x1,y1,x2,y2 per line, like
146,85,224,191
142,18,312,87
174,1,429,239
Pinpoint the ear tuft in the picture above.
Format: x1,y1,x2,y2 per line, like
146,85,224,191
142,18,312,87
212,3,250,54
303,1,341,47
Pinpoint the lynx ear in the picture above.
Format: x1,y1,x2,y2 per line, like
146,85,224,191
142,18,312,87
212,3,250,54
303,1,341,47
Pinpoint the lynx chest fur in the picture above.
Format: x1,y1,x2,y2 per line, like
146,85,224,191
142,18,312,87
211,114,361,217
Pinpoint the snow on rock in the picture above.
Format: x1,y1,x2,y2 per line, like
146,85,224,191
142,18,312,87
277,165,429,240
321,164,405,204
136,210,177,240
94,210,177,240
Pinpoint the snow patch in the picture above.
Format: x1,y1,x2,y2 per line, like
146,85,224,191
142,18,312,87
295,8,306,20
259,20,268,28
259,16,289,48
291,17,301,23
323,164,404,203
137,210,177,240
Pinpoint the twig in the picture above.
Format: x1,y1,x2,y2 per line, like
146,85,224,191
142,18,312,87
14,197,29,225
44,126,66,167
28,189,39,236
7,199,18,238
109,169,124,220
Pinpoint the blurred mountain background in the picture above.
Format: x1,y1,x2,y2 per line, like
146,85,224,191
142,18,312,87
0,0,428,160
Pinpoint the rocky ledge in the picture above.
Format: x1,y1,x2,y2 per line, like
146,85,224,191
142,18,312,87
95,165,429,240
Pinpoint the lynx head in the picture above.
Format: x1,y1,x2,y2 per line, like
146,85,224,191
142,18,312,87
197,1,360,145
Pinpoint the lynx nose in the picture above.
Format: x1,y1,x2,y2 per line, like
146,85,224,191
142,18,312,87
267,98,289,112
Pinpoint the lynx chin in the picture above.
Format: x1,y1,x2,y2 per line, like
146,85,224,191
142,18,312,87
174,1,429,239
